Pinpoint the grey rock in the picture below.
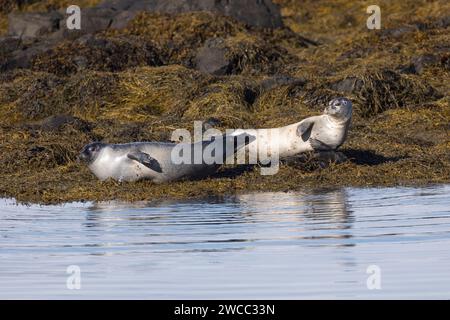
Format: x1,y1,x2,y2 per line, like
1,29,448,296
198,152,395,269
330,77,363,93
8,11,63,38
380,25,417,39
412,54,440,74
195,38,231,75
399,54,441,75
110,10,137,29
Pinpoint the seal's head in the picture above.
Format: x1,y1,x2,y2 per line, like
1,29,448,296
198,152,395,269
325,97,352,121
79,142,105,164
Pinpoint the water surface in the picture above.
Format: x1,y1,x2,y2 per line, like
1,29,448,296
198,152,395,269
1,185,450,299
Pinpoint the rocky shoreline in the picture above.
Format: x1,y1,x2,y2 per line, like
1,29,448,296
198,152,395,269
0,0,449,204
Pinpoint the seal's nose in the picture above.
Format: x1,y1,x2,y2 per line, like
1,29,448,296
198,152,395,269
78,152,88,163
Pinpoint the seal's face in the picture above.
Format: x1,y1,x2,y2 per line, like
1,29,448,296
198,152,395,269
79,142,105,164
325,97,352,120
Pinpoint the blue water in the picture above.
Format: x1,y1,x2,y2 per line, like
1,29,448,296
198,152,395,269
1,185,450,299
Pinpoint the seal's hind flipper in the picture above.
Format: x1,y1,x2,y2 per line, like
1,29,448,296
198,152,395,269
309,138,334,151
297,121,314,142
127,152,163,173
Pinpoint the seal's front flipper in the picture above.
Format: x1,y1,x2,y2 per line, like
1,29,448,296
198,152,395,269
309,138,334,151
127,152,162,173
297,121,314,142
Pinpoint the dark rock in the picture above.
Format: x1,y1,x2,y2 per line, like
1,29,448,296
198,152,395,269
398,63,417,74
99,0,284,28
8,11,63,38
380,25,418,39
195,35,288,75
399,54,441,75
434,15,450,28
32,34,163,75
338,47,371,60
412,54,440,74
259,74,306,91
195,38,231,75
330,77,363,93
0,36,22,57
27,114,92,132
442,54,450,71
1,38,57,70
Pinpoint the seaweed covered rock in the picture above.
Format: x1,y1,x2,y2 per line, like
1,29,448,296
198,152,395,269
0,37,58,71
0,69,119,122
3,8,311,74
6,0,283,42
98,0,284,28
109,65,207,122
329,70,442,116
195,34,290,75
32,34,164,75
183,76,258,127
119,11,245,66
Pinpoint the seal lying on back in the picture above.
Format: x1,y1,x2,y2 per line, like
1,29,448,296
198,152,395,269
79,133,254,183
231,97,352,158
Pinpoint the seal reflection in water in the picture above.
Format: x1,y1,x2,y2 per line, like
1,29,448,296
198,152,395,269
79,133,254,183
231,97,352,158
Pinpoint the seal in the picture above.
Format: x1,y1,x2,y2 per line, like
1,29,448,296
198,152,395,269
231,97,352,158
79,133,254,183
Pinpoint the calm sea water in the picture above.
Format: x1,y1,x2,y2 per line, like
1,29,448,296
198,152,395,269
1,185,450,299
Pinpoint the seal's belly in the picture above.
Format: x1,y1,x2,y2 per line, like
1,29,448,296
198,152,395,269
232,127,311,159
311,123,346,149
91,154,158,182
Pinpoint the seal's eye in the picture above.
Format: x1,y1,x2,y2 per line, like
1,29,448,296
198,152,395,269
342,100,347,105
